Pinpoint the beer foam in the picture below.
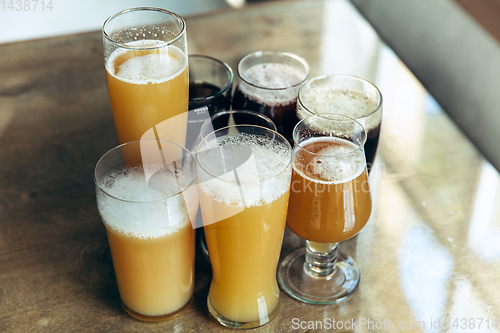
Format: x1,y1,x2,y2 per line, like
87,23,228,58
295,137,365,184
106,40,187,85
96,167,197,239
239,63,307,106
197,133,291,207
298,86,381,130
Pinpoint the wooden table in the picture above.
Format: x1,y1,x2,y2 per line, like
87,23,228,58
1,0,499,332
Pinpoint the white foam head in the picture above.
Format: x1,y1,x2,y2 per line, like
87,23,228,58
106,40,187,85
298,86,381,130
96,166,198,239
239,63,307,106
295,137,366,184
197,132,292,208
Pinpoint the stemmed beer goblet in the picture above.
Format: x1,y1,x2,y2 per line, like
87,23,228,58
278,113,372,304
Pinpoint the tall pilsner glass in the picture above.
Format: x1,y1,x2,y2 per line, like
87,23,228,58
103,8,189,146
196,125,292,328
278,114,372,304
196,110,277,260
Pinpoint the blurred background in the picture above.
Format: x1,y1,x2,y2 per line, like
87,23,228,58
0,0,238,44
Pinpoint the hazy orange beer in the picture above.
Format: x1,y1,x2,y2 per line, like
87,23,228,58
102,8,189,145
196,125,292,328
200,190,289,323
94,140,198,321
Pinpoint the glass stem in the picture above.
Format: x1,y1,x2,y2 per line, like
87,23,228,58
304,241,339,277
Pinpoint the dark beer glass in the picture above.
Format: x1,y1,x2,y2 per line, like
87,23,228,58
200,110,276,140
297,74,382,173
232,51,309,143
186,55,233,151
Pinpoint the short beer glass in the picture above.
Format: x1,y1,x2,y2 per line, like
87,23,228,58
232,51,309,143
278,114,372,304
94,140,197,321
199,110,276,144
103,8,189,146
297,74,382,172
196,125,292,328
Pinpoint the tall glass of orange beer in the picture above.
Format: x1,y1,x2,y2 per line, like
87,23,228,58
94,140,198,321
278,113,372,304
102,8,189,146
196,125,293,328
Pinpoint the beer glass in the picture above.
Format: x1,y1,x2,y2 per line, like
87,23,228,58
94,140,197,321
200,110,276,144
278,114,372,304
186,55,233,151
297,74,382,172
232,51,309,143
196,125,292,328
196,110,277,260
103,8,189,146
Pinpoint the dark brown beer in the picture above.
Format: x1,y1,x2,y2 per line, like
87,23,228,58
233,89,298,142
297,86,381,170
186,81,231,150
364,124,381,170
189,81,231,117
233,62,307,142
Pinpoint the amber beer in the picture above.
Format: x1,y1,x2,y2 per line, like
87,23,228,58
278,113,370,304
94,141,197,321
196,127,292,328
287,137,372,243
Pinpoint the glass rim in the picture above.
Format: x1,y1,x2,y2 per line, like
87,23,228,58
102,7,186,51
196,124,292,183
199,110,277,140
189,54,234,102
93,139,197,204
298,74,383,120
293,113,367,158
237,51,310,91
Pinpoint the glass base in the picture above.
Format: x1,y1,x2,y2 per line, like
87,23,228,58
207,296,280,329
278,248,360,304
122,297,192,322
